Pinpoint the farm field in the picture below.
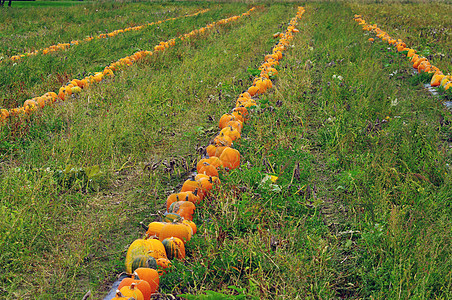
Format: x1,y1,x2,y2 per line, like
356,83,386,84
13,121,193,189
0,1,451,299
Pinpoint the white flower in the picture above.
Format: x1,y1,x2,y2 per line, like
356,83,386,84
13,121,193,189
390,98,398,106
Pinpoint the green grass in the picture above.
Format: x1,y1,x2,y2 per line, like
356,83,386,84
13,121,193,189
0,1,451,299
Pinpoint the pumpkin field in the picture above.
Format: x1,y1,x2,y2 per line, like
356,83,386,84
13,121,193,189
1,0,451,299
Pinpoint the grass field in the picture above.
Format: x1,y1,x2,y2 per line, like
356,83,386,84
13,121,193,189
0,1,451,299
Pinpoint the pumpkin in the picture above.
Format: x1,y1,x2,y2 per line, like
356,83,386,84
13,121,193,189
196,158,221,173
166,191,200,211
143,238,167,259
413,57,427,69
196,177,213,195
231,110,245,123
36,97,46,109
206,144,217,157
125,239,159,273
219,147,240,169
131,255,158,273
125,239,149,273
168,201,196,221
440,76,452,88
197,162,219,177
253,78,267,94
236,99,256,108
156,258,172,276
247,85,260,96
417,60,431,72
181,179,208,200
195,173,221,184
214,132,233,147
0,109,10,120
226,120,243,133
182,219,197,235
159,222,192,244
118,278,152,300
195,174,221,197
239,92,252,99
214,146,228,157
162,212,183,223
410,54,419,64
162,237,186,260
220,125,241,141
407,49,416,57
119,283,144,300
219,113,236,129
23,99,38,108
206,156,224,169
145,222,165,238
111,290,129,300
134,268,159,294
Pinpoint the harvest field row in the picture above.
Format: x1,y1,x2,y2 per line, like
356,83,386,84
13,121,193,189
354,15,452,93
0,3,247,109
0,7,255,126
1,1,451,299
6,8,210,62
111,8,304,299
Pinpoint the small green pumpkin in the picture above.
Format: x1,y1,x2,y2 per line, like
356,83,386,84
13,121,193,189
131,255,158,273
162,237,185,260
162,212,182,223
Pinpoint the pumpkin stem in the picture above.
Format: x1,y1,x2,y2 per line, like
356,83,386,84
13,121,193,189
193,188,198,196
115,290,125,297
140,222,149,231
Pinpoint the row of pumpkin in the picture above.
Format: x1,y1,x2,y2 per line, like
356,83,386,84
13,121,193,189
0,7,256,126
111,6,306,300
7,9,209,62
353,15,452,91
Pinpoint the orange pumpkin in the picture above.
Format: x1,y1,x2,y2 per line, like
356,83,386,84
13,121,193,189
206,156,223,169
145,222,165,238
197,162,219,177
214,146,228,157
119,283,144,300
219,147,240,169
206,144,217,157
111,290,129,300
166,191,200,211
218,113,235,129
181,180,203,200
134,268,159,294
155,258,172,276
226,120,243,132
168,201,196,221
182,219,197,235
159,222,192,244
220,125,241,141
143,238,167,259
117,278,152,300
214,132,233,147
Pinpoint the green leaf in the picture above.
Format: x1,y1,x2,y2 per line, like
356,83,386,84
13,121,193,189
85,165,101,179
247,68,261,76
